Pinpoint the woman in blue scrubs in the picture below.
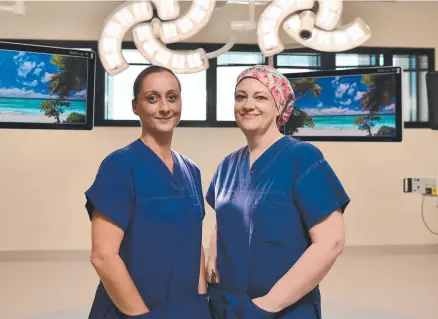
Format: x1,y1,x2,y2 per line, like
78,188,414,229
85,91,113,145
85,66,211,319
206,65,350,319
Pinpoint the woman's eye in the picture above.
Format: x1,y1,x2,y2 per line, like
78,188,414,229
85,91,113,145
255,96,267,100
147,95,158,103
167,94,178,101
235,95,245,101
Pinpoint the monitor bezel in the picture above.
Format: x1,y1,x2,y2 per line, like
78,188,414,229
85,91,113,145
426,71,438,130
0,41,96,130
281,66,403,142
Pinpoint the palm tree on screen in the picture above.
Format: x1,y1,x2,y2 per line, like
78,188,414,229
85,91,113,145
39,55,87,123
284,78,319,135
354,74,396,136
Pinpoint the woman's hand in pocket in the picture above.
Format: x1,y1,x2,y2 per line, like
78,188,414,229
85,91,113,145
251,296,280,314
117,309,151,319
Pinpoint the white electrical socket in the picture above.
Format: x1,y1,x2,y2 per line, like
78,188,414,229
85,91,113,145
404,178,437,195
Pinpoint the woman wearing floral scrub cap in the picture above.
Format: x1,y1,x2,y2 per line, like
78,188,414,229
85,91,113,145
205,65,350,319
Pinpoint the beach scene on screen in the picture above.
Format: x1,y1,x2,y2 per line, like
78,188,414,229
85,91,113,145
285,73,397,137
0,49,88,124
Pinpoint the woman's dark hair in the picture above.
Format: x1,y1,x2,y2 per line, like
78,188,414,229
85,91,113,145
133,65,181,102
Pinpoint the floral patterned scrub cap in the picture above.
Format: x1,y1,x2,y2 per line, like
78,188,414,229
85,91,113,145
236,65,295,126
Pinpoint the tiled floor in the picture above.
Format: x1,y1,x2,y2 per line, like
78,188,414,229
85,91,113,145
1,251,437,319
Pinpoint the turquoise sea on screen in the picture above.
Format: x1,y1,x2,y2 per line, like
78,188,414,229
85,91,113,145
0,98,86,116
310,114,395,129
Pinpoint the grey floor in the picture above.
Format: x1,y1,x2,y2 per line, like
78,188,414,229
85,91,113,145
1,251,437,319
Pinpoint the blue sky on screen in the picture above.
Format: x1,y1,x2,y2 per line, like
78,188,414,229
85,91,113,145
0,50,86,100
291,74,395,116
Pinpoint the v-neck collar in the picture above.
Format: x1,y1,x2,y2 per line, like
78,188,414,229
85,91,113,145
243,135,290,180
135,139,183,192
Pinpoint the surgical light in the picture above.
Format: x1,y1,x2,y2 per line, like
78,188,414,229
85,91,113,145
97,0,372,75
283,14,371,52
132,23,210,74
98,1,154,76
257,0,315,56
257,0,371,56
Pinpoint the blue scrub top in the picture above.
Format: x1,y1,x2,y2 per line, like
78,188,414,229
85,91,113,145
206,136,350,319
85,139,211,319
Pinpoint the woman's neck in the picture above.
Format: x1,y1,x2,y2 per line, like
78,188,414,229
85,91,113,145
246,127,284,167
140,131,173,161
246,127,284,154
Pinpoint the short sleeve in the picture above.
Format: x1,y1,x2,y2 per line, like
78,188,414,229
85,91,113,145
85,155,133,231
205,169,218,210
293,144,350,230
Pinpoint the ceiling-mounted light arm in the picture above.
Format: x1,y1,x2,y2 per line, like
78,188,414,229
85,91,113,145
98,1,154,76
230,0,256,32
206,0,257,59
0,0,25,14
206,34,236,59
257,0,315,57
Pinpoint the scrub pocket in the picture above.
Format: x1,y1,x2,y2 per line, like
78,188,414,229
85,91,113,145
281,302,321,319
122,313,151,319
116,294,211,319
114,308,153,319
165,293,212,319
207,285,224,319
242,296,276,319
208,284,246,319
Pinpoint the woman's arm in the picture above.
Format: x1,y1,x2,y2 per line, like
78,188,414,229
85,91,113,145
206,225,219,283
198,246,208,293
90,210,149,316
253,210,345,312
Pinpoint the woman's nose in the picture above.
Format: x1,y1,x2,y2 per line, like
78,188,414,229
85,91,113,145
242,99,255,111
159,100,171,112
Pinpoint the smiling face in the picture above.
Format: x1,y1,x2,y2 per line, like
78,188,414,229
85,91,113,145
234,77,279,134
132,70,182,135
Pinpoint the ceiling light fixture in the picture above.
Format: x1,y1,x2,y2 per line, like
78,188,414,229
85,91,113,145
257,0,371,56
284,14,371,52
156,0,216,44
99,0,220,75
98,0,371,75
257,0,315,56
99,0,258,75
98,1,154,76
131,0,217,73
132,22,210,73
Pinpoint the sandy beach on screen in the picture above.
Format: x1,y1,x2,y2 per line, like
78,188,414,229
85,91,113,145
0,112,71,123
297,127,380,136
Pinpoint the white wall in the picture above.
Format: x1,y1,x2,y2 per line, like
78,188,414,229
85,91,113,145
0,1,437,251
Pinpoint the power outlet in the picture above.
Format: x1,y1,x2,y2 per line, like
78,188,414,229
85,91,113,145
404,178,437,195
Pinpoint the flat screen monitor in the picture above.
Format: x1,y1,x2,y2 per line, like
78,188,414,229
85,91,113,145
281,66,403,142
0,41,96,130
